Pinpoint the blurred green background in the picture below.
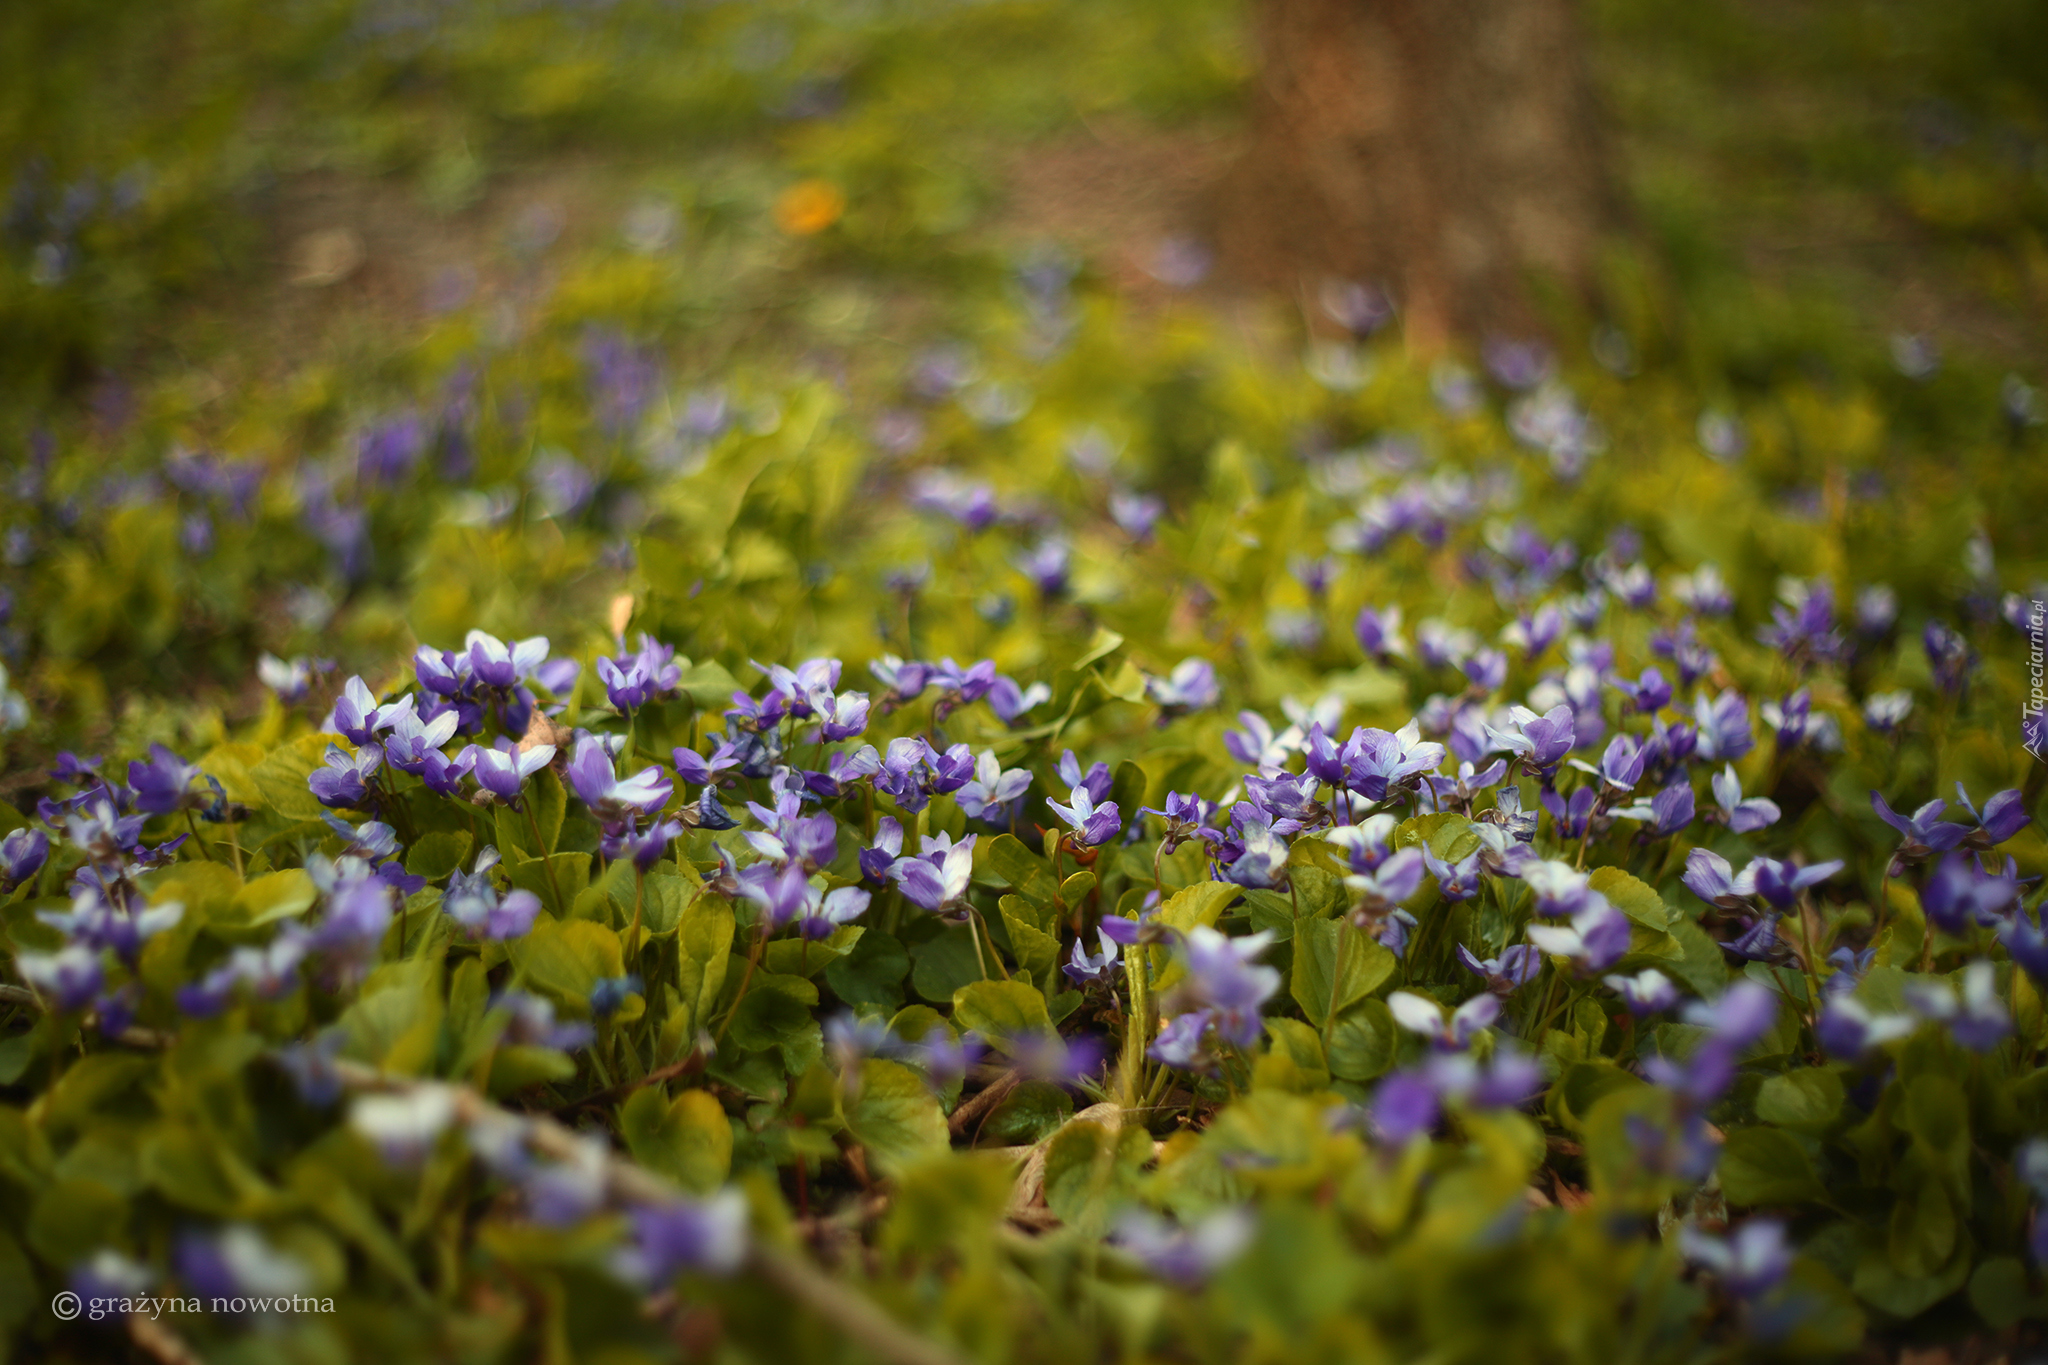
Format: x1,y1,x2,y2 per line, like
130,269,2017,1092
0,0,2044,753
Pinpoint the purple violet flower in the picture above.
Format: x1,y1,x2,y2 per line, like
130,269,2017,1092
0,828,48,890
1145,658,1220,716
309,743,383,809
611,1192,749,1286
1047,786,1121,847
1749,857,1844,909
1484,704,1575,770
1456,944,1542,995
1683,849,1757,910
443,848,542,941
1919,851,2020,934
890,832,976,912
564,736,672,822
465,743,555,805
1526,902,1629,974
16,943,105,1011
1614,782,1695,837
1603,968,1679,1016
127,744,205,815
1711,766,1780,833
1611,666,1672,714
1681,1221,1791,1302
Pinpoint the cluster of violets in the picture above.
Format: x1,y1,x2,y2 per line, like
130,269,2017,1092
344,1085,749,1291
10,567,2047,1305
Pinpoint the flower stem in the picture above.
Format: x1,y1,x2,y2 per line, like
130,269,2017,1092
713,932,766,1046
968,906,1009,980
627,866,646,961
526,803,566,913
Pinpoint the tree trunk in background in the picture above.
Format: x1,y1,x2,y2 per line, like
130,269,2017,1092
1219,0,1616,344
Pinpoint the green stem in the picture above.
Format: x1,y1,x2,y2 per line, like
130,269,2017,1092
967,907,1008,980
1123,936,1153,1108
526,802,565,913
184,811,214,861
627,866,646,961
713,933,765,1046
1532,964,1566,1051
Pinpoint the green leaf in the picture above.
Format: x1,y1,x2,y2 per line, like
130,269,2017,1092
487,1046,579,1095
1290,918,1394,1027
980,834,1056,905
1885,1173,1957,1279
27,1179,128,1265
41,1054,156,1132
729,973,819,1058
1101,658,1149,703
290,1156,428,1304
1968,1256,2048,1330
248,733,335,820
636,872,692,935
998,903,1061,985
1042,1119,1149,1232
1900,1073,1971,1197
842,1059,948,1174
494,771,567,859
1148,880,1244,993
230,868,315,926
504,850,591,918
952,979,1052,1040
674,659,744,707
1323,663,1405,710
1255,1018,1331,1092
1396,812,1481,862
1588,866,1675,932
1109,760,1148,824
1756,1068,1845,1132
670,893,735,1043
1852,1244,1970,1319
999,892,1060,939
825,930,909,1012
404,830,474,881
1326,999,1397,1082
0,1230,34,1341
512,918,624,1012
1071,626,1126,672
765,924,865,978
54,1130,140,1198
141,1125,246,1216
1157,880,1240,933
888,1005,949,1044
0,1033,36,1086
338,957,446,1074
620,1087,734,1194
1242,889,1300,940
882,1153,1015,1253
1664,913,1730,995
911,925,985,1003
1779,1259,1868,1355
1719,1126,1827,1206
980,1081,1073,1145
146,861,242,929
1551,1061,1644,1132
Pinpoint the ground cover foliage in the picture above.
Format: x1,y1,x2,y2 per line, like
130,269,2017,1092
4,1,2048,1363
